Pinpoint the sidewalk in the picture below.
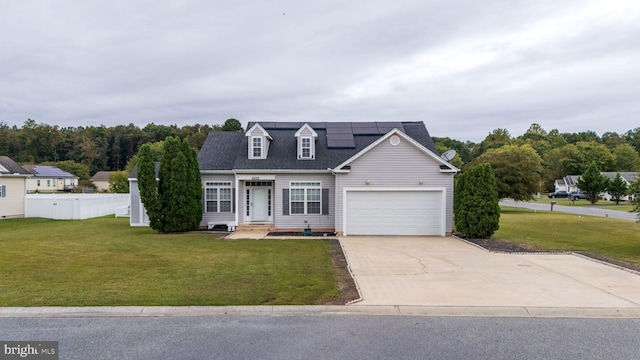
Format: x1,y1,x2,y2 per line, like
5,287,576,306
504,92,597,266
1,305,639,319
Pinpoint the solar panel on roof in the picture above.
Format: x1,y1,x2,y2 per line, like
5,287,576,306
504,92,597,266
327,138,355,148
326,122,352,129
257,122,276,129
351,122,380,135
327,133,354,140
376,122,404,133
326,122,355,148
33,166,74,177
306,122,327,129
274,122,300,129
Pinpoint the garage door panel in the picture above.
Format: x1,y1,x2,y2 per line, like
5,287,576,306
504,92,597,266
346,191,442,236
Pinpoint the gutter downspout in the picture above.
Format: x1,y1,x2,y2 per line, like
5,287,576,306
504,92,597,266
234,174,239,229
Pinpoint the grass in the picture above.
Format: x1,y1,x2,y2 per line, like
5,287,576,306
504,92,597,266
495,207,640,266
527,196,634,211
0,217,339,306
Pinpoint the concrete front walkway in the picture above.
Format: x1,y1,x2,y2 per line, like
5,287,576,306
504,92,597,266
340,236,640,308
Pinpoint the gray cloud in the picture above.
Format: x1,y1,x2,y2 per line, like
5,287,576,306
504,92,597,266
1,0,639,141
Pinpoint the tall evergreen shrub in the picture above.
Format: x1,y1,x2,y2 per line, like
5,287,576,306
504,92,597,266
137,136,202,232
454,163,500,238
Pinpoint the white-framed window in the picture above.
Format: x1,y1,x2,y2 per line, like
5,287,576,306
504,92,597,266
290,181,321,215
0,185,6,198
251,137,262,158
37,180,41,187
205,182,232,213
301,137,311,158
47,179,51,187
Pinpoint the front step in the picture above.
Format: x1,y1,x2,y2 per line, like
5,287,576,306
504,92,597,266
235,224,275,233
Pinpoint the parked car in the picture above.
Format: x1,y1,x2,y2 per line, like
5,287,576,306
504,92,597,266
548,190,568,198
569,191,589,200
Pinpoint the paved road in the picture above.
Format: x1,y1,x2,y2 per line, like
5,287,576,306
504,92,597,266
1,315,639,360
500,200,638,221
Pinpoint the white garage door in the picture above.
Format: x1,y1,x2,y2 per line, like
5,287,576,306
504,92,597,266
345,190,443,236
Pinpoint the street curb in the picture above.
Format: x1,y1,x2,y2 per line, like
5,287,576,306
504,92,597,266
1,305,639,319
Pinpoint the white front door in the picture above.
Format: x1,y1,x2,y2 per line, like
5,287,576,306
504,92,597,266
250,188,269,222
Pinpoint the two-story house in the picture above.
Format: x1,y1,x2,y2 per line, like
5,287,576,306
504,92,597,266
130,121,458,236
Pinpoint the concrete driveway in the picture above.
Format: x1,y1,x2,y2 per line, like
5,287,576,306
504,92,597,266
340,236,640,308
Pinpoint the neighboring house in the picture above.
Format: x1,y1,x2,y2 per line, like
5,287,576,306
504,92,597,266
0,156,31,219
554,172,638,201
601,172,638,201
91,171,114,192
130,122,458,236
22,165,79,193
554,175,580,193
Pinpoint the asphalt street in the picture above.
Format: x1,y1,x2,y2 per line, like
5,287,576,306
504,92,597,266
2,315,639,360
499,200,638,221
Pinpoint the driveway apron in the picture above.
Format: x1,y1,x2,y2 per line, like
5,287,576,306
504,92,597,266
340,236,640,308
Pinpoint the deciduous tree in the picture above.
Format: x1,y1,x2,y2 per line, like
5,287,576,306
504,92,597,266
468,144,543,201
108,171,130,193
612,143,640,171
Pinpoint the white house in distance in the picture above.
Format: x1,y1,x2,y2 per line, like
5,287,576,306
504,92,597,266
601,172,638,201
129,121,459,236
22,165,78,193
554,172,638,201
0,156,32,219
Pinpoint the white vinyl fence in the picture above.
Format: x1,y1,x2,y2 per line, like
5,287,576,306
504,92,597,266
25,194,130,220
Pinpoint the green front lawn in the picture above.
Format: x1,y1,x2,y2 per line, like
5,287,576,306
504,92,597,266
495,207,640,266
0,217,339,306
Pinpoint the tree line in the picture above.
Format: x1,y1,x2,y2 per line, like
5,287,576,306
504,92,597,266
2,119,638,196
0,118,243,178
433,124,640,200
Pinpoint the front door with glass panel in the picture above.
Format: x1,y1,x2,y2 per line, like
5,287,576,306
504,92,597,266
245,181,272,222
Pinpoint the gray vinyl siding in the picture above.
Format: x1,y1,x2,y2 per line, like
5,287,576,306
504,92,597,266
273,173,335,230
335,136,455,233
129,180,151,226
130,180,140,225
200,174,236,227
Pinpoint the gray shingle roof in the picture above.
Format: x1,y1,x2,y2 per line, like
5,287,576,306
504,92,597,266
90,171,114,182
0,156,30,175
198,121,439,171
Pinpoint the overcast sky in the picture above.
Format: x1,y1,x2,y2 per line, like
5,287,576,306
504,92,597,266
1,0,639,142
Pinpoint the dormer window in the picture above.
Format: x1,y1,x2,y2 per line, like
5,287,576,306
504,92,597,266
245,123,272,159
295,123,318,160
301,137,311,158
252,137,262,158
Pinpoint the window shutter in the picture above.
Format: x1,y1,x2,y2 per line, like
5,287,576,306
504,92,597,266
322,188,329,215
202,188,205,212
283,189,289,215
